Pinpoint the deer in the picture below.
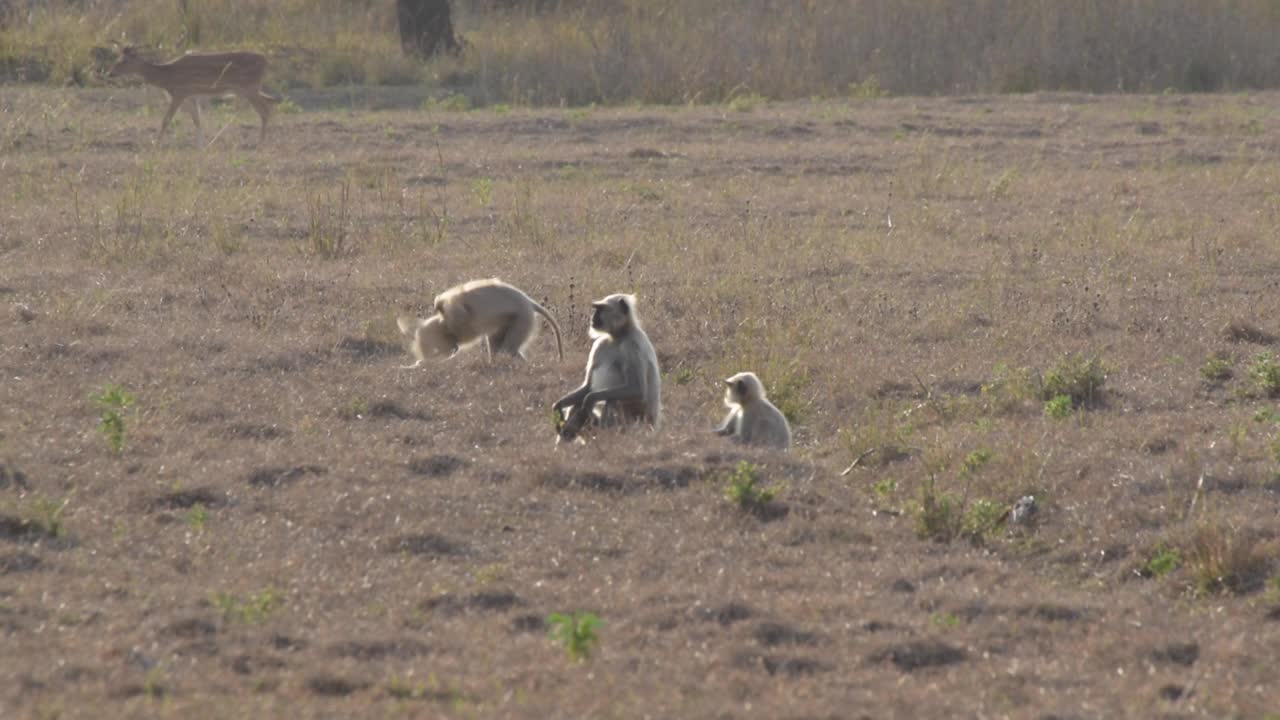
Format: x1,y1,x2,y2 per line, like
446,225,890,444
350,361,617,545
109,45,280,146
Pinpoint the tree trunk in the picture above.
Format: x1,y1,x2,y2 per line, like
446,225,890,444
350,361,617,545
397,0,461,59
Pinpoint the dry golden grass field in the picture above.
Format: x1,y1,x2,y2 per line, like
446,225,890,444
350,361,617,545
4,86,1280,718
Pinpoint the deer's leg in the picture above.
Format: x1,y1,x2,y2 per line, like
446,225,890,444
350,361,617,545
241,90,272,143
158,94,184,142
185,98,204,147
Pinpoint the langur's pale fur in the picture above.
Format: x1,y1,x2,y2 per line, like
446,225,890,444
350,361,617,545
397,278,563,367
553,293,661,440
713,372,791,450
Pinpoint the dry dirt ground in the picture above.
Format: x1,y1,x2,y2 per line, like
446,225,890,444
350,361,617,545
3,87,1280,718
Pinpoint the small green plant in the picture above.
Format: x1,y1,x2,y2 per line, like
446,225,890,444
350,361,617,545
727,91,768,112
1254,408,1280,424
1141,544,1181,578
1249,352,1280,397
212,586,284,624
988,167,1019,197
1201,353,1233,383
961,498,1006,545
871,477,897,503
671,366,695,386
761,365,810,425
722,462,783,512
471,177,494,208
1268,434,1280,466
565,104,595,122
1264,575,1280,605
980,362,1036,415
142,665,166,698
1040,354,1106,407
386,675,427,700
473,562,506,586
1043,394,1073,419
848,75,887,98
930,612,960,629
275,98,302,114
423,93,470,112
546,611,601,662
912,475,960,543
92,383,135,454
28,495,70,539
960,449,992,477
340,397,369,420
184,503,209,533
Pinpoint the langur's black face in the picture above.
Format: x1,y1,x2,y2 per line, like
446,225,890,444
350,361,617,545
591,298,627,334
590,294,636,337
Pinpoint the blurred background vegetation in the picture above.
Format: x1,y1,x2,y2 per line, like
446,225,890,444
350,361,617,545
5,0,1280,104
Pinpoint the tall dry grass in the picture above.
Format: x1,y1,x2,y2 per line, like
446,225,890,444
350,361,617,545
5,0,1280,100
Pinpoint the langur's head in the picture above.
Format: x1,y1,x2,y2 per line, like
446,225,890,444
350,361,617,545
724,372,764,406
415,315,458,360
590,293,638,338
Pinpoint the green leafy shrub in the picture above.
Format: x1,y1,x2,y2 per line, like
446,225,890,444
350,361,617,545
722,462,783,513
1200,353,1233,383
546,611,601,662
1040,354,1106,407
912,476,960,543
871,477,897,503
1249,352,1280,397
1043,394,1072,419
92,383,135,454
185,504,209,533
961,498,1005,545
980,362,1037,416
1141,544,1181,578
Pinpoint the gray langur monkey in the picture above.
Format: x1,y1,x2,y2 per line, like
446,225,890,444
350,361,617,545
713,371,792,450
553,293,661,441
397,278,563,367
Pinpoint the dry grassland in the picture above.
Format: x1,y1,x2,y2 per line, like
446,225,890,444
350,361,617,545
3,87,1280,717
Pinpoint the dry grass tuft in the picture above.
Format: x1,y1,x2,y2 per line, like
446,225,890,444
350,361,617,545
1184,519,1270,596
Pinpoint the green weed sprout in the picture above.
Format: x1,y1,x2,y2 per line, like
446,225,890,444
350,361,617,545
546,611,601,662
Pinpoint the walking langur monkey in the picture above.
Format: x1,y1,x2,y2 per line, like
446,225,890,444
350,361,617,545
397,278,563,367
714,372,792,450
553,293,661,441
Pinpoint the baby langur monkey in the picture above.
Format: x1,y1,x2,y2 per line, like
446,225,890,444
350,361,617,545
714,372,792,450
553,293,661,441
397,278,564,367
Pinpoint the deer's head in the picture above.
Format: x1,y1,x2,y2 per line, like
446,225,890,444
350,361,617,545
108,45,145,77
